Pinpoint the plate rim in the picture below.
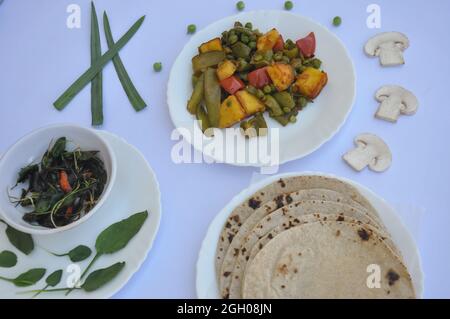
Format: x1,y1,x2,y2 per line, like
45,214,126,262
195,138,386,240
167,10,357,167
195,171,424,299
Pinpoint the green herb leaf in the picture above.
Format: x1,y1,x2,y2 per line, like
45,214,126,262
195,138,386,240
95,211,148,254
82,262,125,292
3,268,46,287
46,269,63,287
16,164,39,184
90,2,103,126
0,250,17,268
3,223,34,255
53,15,146,110
50,137,67,158
103,11,147,112
68,245,92,262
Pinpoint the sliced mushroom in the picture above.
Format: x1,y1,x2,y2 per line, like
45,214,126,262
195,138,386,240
343,133,392,172
364,32,409,66
375,85,418,122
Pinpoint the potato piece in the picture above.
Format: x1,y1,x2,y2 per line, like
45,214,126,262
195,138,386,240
216,60,237,81
199,37,223,53
266,63,295,91
235,90,265,115
257,28,280,52
294,67,328,99
219,95,247,128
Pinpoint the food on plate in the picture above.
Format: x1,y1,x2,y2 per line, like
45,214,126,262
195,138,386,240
364,32,409,66
8,137,107,228
187,22,328,135
374,85,418,123
343,133,392,172
215,175,415,298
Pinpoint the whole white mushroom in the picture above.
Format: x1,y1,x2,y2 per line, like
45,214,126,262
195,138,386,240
343,133,392,172
375,85,418,122
364,32,409,66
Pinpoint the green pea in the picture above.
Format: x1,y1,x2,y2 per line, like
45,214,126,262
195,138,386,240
289,115,297,123
229,34,239,44
248,41,256,49
298,96,308,108
256,89,265,99
311,58,322,69
284,1,293,10
153,62,162,72
333,16,342,26
234,21,243,27
283,107,291,113
263,85,272,94
236,1,245,11
245,22,253,30
187,24,196,34
273,52,283,61
253,53,263,62
241,34,249,43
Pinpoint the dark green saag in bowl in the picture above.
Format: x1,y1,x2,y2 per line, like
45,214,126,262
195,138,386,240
9,137,107,229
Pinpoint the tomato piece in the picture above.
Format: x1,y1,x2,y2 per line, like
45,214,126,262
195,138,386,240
296,32,316,58
273,35,284,52
220,76,245,95
247,67,271,89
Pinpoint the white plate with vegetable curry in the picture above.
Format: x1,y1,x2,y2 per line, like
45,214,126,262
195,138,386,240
168,10,356,166
0,131,161,298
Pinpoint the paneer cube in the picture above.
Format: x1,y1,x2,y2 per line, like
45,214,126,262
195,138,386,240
235,90,266,115
256,28,280,52
199,37,223,53
294,67,328,99
216,60,237,81
219,95,247,128
266,63,295,91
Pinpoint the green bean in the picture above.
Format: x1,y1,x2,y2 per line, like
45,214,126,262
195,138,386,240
264,95,283,116
284,47,299,59
90,2,103,126
187,73,204,114
232,42,251,58
297,96,308,108
54,16,145,110
246,85,257,95
103,12,147,112
196,106,211,133
240,113,267,137
273,91,295,109
192,51,226,73
203,68,221,127
256,89,265,99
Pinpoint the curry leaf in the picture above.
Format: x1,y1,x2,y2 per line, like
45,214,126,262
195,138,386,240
46,269,63,287
0,268,46,287
2,222,34,255
82,262,125,292
0,250,17,268
52,245,92,262
95,211,148,254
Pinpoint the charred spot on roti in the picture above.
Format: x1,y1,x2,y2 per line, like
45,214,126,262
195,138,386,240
223,271,231,277
286,195,293,204
259,243,263,249
248,198,261,209
275,195,285,208
225,222,232,228
336,230,341,236
241,247,247,254
336,216,345,222
358,228,370,241
233,248,239,257
387,270,400,286
268,233,274,239
233,215,240,223
278,179,286,188
281,285,285,289
294,268,298,273
228,234,234,243
277,264,289,275
266,216,272,222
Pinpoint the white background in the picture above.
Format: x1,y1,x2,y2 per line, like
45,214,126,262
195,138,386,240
0,0,449,298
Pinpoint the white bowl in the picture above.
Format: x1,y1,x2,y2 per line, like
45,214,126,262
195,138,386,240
0,124,116,235
168,10,356,166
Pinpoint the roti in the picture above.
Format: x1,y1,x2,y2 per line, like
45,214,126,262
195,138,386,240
227,201,396,298
243,221,415,299
216,176,380,281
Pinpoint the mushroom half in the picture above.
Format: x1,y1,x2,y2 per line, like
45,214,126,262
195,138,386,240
364,32,409,66
375,85,418,122
343,133,392,172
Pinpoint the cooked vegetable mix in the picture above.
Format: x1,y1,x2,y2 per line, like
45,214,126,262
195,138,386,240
187,22,328,136
8,137,107,229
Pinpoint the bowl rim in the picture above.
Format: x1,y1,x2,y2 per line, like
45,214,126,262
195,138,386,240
0,123,117,235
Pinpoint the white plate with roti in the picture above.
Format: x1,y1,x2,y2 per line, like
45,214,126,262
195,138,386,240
196,172,423,299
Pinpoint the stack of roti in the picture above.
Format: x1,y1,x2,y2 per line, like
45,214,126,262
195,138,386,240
216,175,415,299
